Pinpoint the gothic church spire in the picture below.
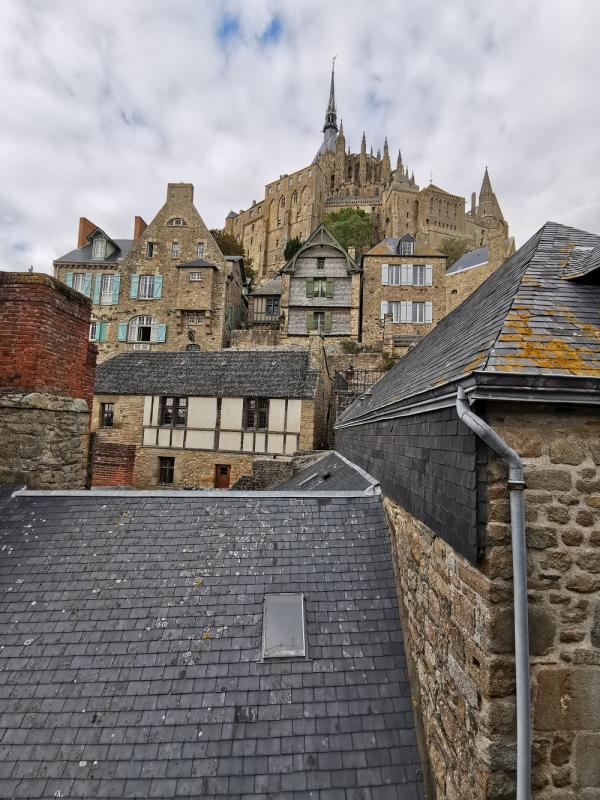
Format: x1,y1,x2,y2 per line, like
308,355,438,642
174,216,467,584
323,57,338,134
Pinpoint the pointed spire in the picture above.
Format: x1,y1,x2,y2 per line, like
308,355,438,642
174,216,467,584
361,131,366,151
411,171,415,184
323,57,338,133
338,119,344,136
381,137,391,184
376,148,381,161
396,149,403,170
383,137,389,155
370,145,373,157
480,166,493,200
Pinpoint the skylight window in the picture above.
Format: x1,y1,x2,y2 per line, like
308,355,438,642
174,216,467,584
262,594,306,658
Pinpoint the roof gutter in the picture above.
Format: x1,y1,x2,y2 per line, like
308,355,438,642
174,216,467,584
456,386,531,800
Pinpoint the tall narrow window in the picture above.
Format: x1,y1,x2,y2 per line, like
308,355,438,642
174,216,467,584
92,237,106,259
313,311,325,332
244,398,269,430
158,457,175,485
138,275,156,299
100,402,114,428
72,273,87,293
146,242,154,258
172,242,181,258
262,594,306,658
196,242,205,259
316,257,325,270
100,274,114,304
159,397,187,427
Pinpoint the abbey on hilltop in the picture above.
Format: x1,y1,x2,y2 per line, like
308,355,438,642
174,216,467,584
225,63,511,280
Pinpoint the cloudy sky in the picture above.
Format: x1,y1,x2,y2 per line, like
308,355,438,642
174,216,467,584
1,0,599,273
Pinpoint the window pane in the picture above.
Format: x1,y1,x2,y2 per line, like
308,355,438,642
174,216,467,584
262,594,306,658
138,276,155,299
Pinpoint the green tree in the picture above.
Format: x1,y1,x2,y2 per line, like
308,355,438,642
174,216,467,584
322,208,374,253
440,237,469,268
209,228,255,279
283,236,304,261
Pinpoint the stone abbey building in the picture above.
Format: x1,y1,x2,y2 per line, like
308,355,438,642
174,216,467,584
225,63,511,280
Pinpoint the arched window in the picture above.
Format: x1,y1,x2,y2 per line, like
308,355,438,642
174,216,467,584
279,196,285,209
292,190,298,205
128,315,163,342
167,218,187,227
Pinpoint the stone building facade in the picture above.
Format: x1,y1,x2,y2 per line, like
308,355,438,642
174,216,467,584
91,350,330,489
54,183,248,362
361,233,447,353
0,272,96,488
225,63,512,280
280,224,361,340
336,221,600,797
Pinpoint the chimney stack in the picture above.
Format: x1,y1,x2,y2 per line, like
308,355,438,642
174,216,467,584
78,217,97,248
133,216,148,242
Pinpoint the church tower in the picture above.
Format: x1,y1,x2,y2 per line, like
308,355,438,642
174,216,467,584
477,167,504,224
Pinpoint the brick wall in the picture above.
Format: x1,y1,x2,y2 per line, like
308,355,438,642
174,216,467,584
0,273,96,407
91,439,136,487
336,406,482,562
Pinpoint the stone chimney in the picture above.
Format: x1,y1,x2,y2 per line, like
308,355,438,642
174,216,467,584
471,192,476,216
78,217,97,248
0,273,97,489
133,216,147,241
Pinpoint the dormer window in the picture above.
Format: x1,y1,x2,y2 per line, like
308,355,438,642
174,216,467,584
167,218,187,227
92,237,106,260
401,240,414,256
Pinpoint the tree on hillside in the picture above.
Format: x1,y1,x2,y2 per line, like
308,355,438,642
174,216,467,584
322,208,374,253
209,228,255,278
440,237,469,268
283,236,304,261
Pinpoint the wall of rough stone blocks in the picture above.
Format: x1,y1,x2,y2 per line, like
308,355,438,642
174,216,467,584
132,447,256,489
380,402,600,799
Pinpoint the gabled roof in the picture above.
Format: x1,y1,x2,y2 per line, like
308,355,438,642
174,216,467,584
0,488,423,799
342,221,600,422
282,224,360,273
446,246,489,275
276,451,380,493
54,238,133,265
251,275,282,296
365,237,444,258
95,350,319,398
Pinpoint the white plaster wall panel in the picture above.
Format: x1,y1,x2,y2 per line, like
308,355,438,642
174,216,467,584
221,398,243,429
188,397,217,429
157,428,171,447
171,429,184,449
143,396,152,426
269,400,286,433
285,434,297,455
151,396,159,426
267,433,285,454
286,400,302,432
242,432,254,452
255,432,266,453
142,427,157,446
219,431,242,451
185,430,214,450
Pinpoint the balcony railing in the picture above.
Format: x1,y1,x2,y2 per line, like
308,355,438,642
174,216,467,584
249,312,281,328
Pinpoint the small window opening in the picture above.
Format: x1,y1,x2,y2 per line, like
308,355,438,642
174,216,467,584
262,594,306,658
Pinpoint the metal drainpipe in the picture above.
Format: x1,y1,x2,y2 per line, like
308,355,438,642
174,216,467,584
456,385,531,800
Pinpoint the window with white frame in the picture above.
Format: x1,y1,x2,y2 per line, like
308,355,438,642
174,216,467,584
99,273,114,304
72,273,87,293
386,301,432,324
89,320,98,341
187,311,205,324
401,240,414,255
138,275,156,299
92,237,106,259
128,315,160,342
172,241,181,258
189,272,202,282
196,242,205,259
383,264,432,286
167,218,186,226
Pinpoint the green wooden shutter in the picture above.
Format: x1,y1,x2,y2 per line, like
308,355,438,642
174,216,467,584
306,312,314,332
153,275,163,299
324,312,332,333
112,274,121,304
155,324,166,343
98,322,108,342
65,272,73,288
92,274,101,304
117,322,128,341
306,278,314,298
82,273,93,297
326,277,334,298
130,274,139,298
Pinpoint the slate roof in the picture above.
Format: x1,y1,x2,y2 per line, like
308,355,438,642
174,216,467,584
365,238,444,258
54,239,133,265
342,221,600,422
252,276,282,296
95,351,319,399
446,246,488,275
0,489,423,800
277,452,380,494
178,258,219,269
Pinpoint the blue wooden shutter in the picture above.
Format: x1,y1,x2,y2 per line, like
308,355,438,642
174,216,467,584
117,322,128,341
153,275,163,299
155,324,166,342
112,274,121,304
65,271,73,288
98,322,108,342
92,274,101,304
82,273,93,297
130,274,139,298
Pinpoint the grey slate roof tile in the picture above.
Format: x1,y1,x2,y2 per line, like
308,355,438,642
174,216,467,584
0,491,422,799
54,239,133,265
276,452,379,493
95,350,319,398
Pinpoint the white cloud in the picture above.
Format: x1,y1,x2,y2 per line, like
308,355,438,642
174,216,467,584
1,0,599,273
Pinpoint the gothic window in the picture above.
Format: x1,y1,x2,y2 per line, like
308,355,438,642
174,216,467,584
279,196,285,209
292,191,298,205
